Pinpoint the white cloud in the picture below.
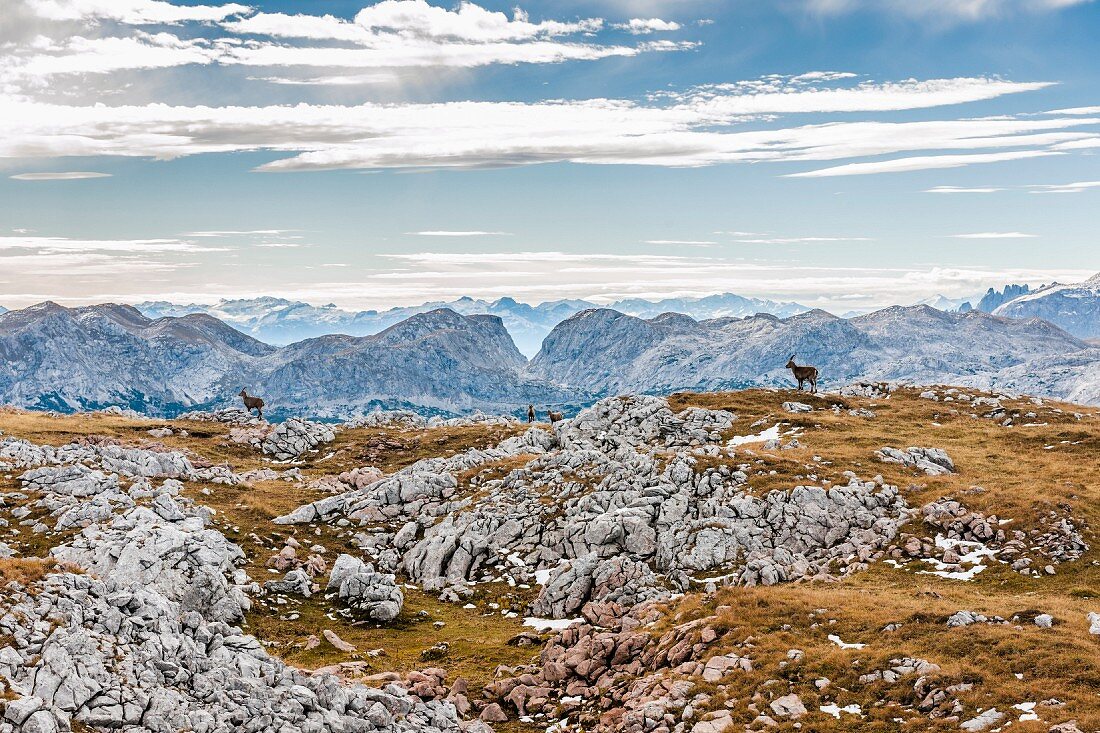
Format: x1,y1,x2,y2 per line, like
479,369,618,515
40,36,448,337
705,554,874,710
788,150,1063,177
351,1,603,42
924,185,1005,193
10,171,111,180
644,239,716,245
1047,106,1100,115
26,0,251,24
0,0,677,91
2,33,223,83
665,77,1054,115
185,229,293,237
0,252,190,276
614,18,682,34
409,230,512,237
0,81,1090,176
1051,137,1100,150
1027,180,1100,193
0,234,226,280
732,236,872,243
951,231,1037,238
0,235,224,252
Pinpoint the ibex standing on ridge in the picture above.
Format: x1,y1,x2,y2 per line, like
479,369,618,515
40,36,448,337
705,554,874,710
547,408,563,424
785,356,819,393
239,389,265,418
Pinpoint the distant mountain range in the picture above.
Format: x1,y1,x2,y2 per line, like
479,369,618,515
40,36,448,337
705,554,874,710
0,303,569,418
1,299,1098,416
526,306,1098,403
993,273,1100,340
135,294,809,357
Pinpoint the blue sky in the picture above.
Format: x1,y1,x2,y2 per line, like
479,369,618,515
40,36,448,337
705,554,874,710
0,0,1097,311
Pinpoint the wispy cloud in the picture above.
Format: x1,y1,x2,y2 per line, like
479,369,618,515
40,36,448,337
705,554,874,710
1027,180,1100,193
951,231,1037,238
1,78,1087,178
731,236,873,244
1045,106,1100,115
0,235,221,252
2,0,675,91
10,171,111,180
26,0,251,24
185,229,296,237
925,185,1005,193
613,18,682,34
409,231,512,237
644,239,717,245
788,150,1063,177
0,234,225,280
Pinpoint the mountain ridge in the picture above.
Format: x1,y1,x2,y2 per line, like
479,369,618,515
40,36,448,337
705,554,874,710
132,293,811,356
992,271,1100,339
1,300,1098,416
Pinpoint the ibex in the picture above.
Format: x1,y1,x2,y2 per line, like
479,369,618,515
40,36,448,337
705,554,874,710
547,408,563,424
785,355,818,393
239,389,265,418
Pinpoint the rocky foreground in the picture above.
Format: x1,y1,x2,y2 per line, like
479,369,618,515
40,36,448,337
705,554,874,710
0,386,1096,732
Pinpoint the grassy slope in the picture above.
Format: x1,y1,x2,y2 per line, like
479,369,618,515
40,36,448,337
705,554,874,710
0,386,1097,731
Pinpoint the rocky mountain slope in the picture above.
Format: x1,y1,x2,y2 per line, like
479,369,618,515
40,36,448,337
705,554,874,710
974,283,1032,313
252,309,572,418
0,304,569,419
2,301,1099,418
993,273,1100,339
527,305,1099,403
0,386,1096,733
0,302,273,413
136,293,808,357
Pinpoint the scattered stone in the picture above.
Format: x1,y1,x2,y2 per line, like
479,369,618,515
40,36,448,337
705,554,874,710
769,694,807,719
961,708,1005,731
322,629,357,653
261,418,336,460
877,446,956,475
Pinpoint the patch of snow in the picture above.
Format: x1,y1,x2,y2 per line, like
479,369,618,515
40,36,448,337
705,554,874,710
827,634,865,650
820,703,862,719
728,424,781,447
917,535,999,581
1013,702,1038,722
524,616,583,631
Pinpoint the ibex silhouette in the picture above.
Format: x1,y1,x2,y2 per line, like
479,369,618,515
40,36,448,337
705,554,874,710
239,389,265,418
785,355,818,393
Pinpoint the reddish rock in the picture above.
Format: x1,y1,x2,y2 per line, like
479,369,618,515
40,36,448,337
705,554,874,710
480,703,508,723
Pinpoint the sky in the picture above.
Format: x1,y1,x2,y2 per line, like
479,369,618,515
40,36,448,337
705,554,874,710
0,0,1098,313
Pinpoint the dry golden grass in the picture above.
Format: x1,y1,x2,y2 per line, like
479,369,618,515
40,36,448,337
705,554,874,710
666,387,1100,730
1,388,1098,730
0,557,57,586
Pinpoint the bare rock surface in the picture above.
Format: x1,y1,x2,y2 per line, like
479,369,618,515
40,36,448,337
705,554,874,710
279,395,911,617
261,418,337,460
0,433,466,733
876,446,956,475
